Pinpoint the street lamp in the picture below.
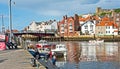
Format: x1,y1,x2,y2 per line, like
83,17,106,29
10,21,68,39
9,0,12,42
0,15,5,33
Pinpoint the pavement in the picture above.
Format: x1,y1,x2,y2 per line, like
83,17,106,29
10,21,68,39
0,48,46,69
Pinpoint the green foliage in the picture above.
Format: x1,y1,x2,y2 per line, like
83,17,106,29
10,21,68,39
93,13,96,16
99,12,112,16
114,9,120,13
100,12,106,16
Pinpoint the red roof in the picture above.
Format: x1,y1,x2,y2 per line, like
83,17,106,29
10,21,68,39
79,15,100,22
96,17,118,28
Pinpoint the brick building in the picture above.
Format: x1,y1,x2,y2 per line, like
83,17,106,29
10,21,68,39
57,14,80,37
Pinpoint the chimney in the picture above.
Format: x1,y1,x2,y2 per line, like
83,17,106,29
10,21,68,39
65,15,67,19
63,16,65,19
74,14,79,20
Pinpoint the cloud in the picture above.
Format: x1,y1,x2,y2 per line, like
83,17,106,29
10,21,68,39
96,0,120,9
0,0,119,17
37,10,64,16
0,0,120,30
1,0,100,17
79,0,100,4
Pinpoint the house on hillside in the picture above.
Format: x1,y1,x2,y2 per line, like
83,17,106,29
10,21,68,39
95,16,118,35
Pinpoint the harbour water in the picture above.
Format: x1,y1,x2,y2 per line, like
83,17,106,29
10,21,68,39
53,41,120,69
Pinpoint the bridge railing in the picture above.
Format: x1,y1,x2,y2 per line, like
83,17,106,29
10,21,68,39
14,30,55,34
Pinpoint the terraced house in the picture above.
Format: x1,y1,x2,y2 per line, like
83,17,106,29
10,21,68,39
96,7,120,34
24,20,57,32
95,16,118,35
57,14,80,37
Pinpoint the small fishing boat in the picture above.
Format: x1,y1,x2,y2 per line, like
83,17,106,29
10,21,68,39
89,40,104,43
36,40,51,49
89,38,104,43
51,44,67,53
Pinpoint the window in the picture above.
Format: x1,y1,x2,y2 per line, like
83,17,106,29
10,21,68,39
90,30,93,32
106,26,107,29
98,32,100,34
69,29,73,32
90,25,93,30
106,26,110,29
116,18,119,21
69,23,72,26
106,31,107,33
61,29,64,32
61,30,64,33
117,13,120,16
106,31,110,33
84,25,88,29
90,25,93,27
69,26,72,29
61,24,64,27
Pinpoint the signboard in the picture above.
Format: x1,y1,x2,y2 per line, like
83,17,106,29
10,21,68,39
0,34,5,41
0,42,6,50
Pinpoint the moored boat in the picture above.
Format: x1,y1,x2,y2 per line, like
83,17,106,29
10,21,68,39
36,40,51,49
89,40,104,43
51,44,67,53
89,38,104,43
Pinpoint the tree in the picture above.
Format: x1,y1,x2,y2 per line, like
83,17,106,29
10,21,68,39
114,9,120,13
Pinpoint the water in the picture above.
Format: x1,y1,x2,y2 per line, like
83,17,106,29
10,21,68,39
53,41,120,69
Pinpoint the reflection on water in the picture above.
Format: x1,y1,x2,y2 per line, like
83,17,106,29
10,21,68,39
66,41,81,63
80,42,118,61
56,41,120,69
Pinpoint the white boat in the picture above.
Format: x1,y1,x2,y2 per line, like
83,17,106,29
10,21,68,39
51,44,67,53
38,48,50,54
89,40,104,43
36,40,51,49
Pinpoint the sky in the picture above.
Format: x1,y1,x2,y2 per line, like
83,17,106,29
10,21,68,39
0,0,120,31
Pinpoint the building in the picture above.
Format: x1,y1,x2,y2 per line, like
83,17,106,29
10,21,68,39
24,20,57,32
96,7,113,16
95,16,118,35
81,21,95,35
57,14,80,37
113,11,120,34
79,15,100,35
95,7,120,35
27,21,40,32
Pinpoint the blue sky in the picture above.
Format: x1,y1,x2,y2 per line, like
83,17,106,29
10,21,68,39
0,0,120,31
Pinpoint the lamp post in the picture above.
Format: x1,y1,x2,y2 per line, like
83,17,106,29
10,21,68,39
1,15,5,33
9,0,12,42
0,15,4,33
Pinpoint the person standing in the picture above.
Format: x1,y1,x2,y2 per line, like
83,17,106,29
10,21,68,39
52,54,56,65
